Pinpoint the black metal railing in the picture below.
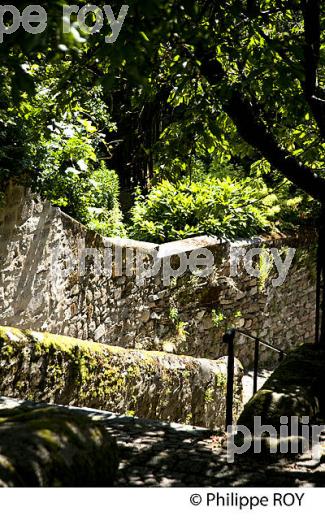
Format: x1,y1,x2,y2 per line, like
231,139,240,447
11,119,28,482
223,328,286,429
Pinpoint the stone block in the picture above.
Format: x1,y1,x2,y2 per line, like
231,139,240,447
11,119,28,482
0,396,118,487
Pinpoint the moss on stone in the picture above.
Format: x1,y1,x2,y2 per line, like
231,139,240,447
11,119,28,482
0,325,243,429
0,400,119,487
204,387,214,404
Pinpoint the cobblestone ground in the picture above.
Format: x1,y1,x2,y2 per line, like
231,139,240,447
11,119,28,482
75,408,325,487
2,397,325,487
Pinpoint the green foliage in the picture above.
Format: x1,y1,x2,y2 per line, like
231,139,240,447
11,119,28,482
211,309,225,329
269,182,318,230
211,309,242,330
0,69,34,189
129,165,279,242
34,115,125,236
1,55,125,237
0,0,323,242
18,64,126,236
87,203,126,238
168,307,188,340
168,307,179,324
0,114,31,189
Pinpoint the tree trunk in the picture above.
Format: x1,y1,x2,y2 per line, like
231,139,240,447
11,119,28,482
319,204,325,347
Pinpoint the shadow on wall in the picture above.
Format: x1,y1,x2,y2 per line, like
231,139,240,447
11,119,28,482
0,184,57,327
13,204,55,316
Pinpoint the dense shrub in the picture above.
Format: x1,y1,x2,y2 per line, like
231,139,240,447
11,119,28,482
35,120,126,237
129,175,279,243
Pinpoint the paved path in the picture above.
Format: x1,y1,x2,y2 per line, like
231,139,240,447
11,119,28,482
71,406,325,487
242,369,272,404
2,397,325,487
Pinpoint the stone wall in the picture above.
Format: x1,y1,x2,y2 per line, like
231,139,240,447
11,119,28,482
0,184,317,368
0,326,243,429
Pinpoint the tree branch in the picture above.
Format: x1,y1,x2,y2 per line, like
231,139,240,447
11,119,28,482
196,47,325,202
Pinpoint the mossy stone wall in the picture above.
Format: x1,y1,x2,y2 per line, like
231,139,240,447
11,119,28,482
0,326,243,429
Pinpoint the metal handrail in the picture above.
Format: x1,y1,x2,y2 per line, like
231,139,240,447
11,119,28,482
235,329,287,355
223,328,287,430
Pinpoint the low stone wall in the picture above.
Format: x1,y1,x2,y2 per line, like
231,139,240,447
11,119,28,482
0,396,119,487
0,184,317,367
0,326,243,429
238,344,325,430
